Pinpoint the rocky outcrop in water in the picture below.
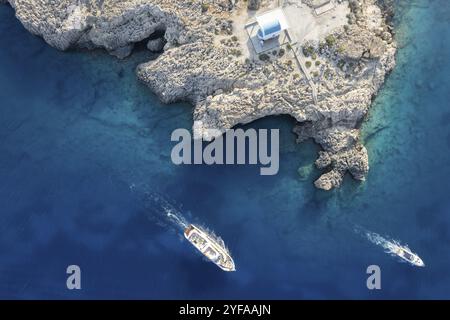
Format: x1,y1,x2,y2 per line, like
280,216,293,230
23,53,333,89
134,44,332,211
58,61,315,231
2,0,396,190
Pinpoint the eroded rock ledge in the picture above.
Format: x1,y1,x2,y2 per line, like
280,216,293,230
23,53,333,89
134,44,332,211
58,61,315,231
2,0,396,190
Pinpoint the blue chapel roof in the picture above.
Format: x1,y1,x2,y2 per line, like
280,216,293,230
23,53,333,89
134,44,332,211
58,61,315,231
260,19,281,36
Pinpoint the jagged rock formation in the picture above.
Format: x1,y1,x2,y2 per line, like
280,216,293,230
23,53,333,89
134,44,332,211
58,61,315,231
4,0,209,58
292,0,396,189
1,0,396,190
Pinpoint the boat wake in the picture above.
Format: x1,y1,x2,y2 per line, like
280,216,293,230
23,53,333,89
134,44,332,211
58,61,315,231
129,186,235,271
130,184,422,270
145,193,189,231
129,185,222,241
128,184,190,230
150,193,189,230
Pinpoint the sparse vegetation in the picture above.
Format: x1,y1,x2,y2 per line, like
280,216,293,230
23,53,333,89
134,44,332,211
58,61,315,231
325,35,336,47
231,35,238,42
315,60,321,66
201,3,209,13
302,45,315,57
349,0,361,13
305,61,312,68
259,53,270,62
278,48,285,57
318,42,326,53
230,48,242,57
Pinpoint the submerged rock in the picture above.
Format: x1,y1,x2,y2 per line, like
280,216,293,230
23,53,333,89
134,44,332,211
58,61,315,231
297,164,314,181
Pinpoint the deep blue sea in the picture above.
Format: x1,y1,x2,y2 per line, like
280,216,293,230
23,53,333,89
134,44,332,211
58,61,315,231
1,1,450,299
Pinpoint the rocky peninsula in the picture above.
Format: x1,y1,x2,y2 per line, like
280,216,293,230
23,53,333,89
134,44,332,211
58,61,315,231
1,0,396,190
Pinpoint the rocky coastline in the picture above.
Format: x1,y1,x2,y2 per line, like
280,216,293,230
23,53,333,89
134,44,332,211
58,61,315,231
1,0,396,190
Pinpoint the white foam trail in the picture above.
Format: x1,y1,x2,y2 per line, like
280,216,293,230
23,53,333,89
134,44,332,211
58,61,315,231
145,193,233,254
365,230,391,248
147,192,189,230
128,184,190,230
166,210,188,230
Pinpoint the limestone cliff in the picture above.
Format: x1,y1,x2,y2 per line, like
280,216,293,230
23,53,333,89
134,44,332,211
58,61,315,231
1,0,396,190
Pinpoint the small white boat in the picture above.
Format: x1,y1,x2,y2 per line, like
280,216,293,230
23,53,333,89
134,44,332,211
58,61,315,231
385,241,425,267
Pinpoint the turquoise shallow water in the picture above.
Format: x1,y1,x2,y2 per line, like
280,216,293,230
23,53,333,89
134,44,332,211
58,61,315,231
0,1,450,299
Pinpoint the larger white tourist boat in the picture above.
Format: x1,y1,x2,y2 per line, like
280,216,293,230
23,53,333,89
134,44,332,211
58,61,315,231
184,224,235,272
